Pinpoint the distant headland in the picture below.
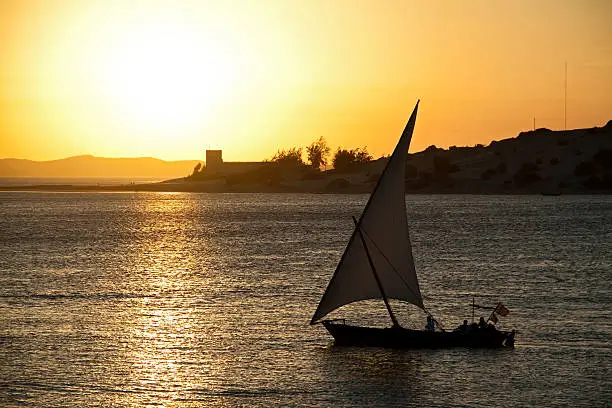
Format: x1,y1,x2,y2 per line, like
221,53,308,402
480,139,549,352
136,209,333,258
1,121,611,194
0,155,199,179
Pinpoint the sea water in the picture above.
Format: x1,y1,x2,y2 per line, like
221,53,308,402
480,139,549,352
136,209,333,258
0,192,610,407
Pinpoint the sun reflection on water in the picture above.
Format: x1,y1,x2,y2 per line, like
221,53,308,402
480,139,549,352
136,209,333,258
113,194,205,405
104,193,271,407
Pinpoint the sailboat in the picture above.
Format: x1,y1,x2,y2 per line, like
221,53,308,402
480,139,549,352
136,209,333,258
310,101,515,348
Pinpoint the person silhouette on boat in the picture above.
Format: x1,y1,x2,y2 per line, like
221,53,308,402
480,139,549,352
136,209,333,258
425,315,435,331
505,330,516,347
478,317,487,329
455,319,468,332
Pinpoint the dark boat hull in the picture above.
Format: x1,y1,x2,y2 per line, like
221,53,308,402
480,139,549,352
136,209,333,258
322,321,514,349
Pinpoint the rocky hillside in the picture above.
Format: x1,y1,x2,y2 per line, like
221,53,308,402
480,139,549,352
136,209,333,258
397,121,612,193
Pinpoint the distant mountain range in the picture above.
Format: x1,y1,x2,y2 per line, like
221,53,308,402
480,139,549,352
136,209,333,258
0,155,199,178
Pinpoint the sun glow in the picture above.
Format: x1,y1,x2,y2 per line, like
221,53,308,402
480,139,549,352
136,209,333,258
1,2,611,162
95,20,242,132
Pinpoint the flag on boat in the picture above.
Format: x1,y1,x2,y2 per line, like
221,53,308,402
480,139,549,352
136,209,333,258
494,303,510,316
489,313,499,324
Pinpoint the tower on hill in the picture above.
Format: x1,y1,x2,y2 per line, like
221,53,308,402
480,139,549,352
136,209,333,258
206,150,223,172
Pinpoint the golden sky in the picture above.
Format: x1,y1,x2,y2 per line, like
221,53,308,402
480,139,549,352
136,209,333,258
1,0,611,162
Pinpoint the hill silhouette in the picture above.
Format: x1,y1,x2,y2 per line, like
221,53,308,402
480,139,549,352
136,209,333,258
163,120,612,194
0,155,200,179
2,121,611,193
394,120,612,193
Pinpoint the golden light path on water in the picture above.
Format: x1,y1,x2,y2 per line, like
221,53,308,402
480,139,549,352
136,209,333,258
122,194,221,406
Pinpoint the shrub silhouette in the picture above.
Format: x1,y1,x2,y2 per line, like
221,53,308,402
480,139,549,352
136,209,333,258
433,155,459,174
332,148,372,172
574,161,597,177
513,162,541,187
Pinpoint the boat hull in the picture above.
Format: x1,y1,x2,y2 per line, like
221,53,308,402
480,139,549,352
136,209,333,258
322,321,514,349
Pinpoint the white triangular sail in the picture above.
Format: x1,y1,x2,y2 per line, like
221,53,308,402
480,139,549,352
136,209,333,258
311,101,423,324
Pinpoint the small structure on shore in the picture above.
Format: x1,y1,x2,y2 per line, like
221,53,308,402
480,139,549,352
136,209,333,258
205,150,223,172
203,150,268,176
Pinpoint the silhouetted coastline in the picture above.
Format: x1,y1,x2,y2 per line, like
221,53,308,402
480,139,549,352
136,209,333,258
2,121,611,194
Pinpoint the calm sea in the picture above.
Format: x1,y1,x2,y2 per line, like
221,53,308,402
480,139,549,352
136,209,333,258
0,193,610,407
0,178,166,186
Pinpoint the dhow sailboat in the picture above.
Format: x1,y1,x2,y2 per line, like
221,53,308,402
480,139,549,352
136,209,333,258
310,101,515,348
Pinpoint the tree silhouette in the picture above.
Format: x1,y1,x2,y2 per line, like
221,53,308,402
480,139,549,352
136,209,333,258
271,147,304,168
306,136,330,170
332,147,372,172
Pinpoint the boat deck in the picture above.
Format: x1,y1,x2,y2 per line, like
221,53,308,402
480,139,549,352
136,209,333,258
323,321,515,349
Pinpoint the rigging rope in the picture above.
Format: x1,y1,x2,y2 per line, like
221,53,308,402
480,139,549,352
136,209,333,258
359,225,446,330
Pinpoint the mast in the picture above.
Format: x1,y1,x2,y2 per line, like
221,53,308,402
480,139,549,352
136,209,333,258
310,100,423,325
353,216,401,328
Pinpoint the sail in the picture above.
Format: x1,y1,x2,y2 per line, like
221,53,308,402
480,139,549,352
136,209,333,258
311,101,423,324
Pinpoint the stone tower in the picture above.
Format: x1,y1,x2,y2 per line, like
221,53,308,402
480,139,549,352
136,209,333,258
205,150,223,172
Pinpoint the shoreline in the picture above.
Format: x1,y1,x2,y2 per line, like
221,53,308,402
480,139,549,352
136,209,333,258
0,182,608,194
2,122,610,195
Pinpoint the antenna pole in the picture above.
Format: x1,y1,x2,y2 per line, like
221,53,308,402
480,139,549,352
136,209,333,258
564,61,567,131
352,216,401,328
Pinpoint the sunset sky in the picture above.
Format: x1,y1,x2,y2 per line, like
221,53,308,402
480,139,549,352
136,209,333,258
1,0,611,162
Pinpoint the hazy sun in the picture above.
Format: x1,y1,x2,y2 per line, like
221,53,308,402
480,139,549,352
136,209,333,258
97,20,241,131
